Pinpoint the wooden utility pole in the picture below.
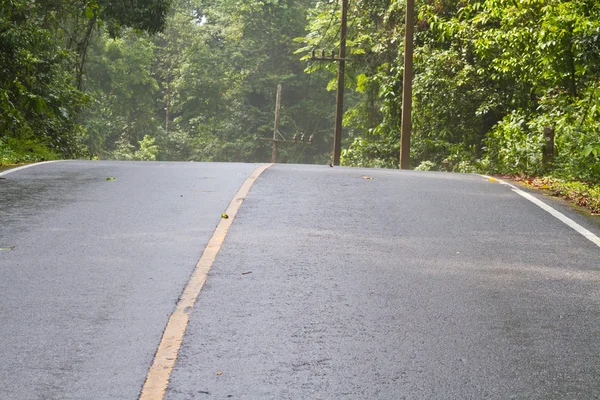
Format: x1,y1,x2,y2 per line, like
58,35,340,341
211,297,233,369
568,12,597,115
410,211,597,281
542,126,555,170
400,0,414,170
262,84,313,160
332,0,349,166
272,84,282,163
309,0,350,166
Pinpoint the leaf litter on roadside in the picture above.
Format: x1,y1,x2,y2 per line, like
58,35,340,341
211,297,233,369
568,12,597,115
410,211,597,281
0,246,15,251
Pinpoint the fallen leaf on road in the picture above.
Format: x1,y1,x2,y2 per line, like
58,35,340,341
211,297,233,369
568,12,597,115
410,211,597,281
216,371,223,376
362,176,373,180
106,177,116,181
221,213,229,219
489,177,497,182
0,246,15,251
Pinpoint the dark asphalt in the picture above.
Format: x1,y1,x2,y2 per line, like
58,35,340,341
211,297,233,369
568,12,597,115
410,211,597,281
0,161,258,400
164,165,600,399
2,162,600,399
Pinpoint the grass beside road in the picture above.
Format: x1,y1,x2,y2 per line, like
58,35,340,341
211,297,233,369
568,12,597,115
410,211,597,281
0,163,31,173
0,138,60,167
510,176,600,215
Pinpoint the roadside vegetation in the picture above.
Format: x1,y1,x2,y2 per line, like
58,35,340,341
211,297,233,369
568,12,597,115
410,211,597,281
312,0,600,184
521,177,600,215
1,0,336,166
2,0,600,205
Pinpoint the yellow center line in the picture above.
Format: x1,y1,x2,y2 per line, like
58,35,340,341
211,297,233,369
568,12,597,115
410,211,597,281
139,163,273,400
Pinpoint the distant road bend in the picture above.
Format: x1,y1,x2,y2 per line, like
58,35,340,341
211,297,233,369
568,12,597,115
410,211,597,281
1,160,599,399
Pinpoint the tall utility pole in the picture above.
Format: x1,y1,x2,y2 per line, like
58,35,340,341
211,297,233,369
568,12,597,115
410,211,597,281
272,84,282,163
310,0,350,166
333,0,349,166
262,84,313,161
400,0,414,170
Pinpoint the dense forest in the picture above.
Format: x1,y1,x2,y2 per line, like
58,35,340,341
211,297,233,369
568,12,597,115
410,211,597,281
2,0,600,183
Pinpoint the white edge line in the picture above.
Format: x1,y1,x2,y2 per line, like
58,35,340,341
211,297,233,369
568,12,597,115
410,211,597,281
478,174,600,248
0,160,63,177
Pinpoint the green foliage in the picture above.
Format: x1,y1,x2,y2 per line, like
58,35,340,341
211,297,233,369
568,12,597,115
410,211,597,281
0,0,87,156
8,0,600,183
82,30,161,156
110,137,136,160
0,137,60,165
111,134,159,161
0,0,177,161
305,0,600,181
483,111,544,175
425,0,600,180
78,0,335,163
342,136,399,169
414,160,436,171
135,135,159,161
529,177,600,213
155,129,194,161
100,0,172,36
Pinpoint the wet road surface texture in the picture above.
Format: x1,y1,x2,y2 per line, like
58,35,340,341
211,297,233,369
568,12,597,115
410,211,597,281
1,161,600,399
0,161,257,399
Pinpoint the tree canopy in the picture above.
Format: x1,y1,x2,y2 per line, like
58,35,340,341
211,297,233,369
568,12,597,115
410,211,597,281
2,0,600,183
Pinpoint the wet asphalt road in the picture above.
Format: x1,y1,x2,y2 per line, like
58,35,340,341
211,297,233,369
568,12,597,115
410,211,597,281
1,161,600,399
0,161,258,400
